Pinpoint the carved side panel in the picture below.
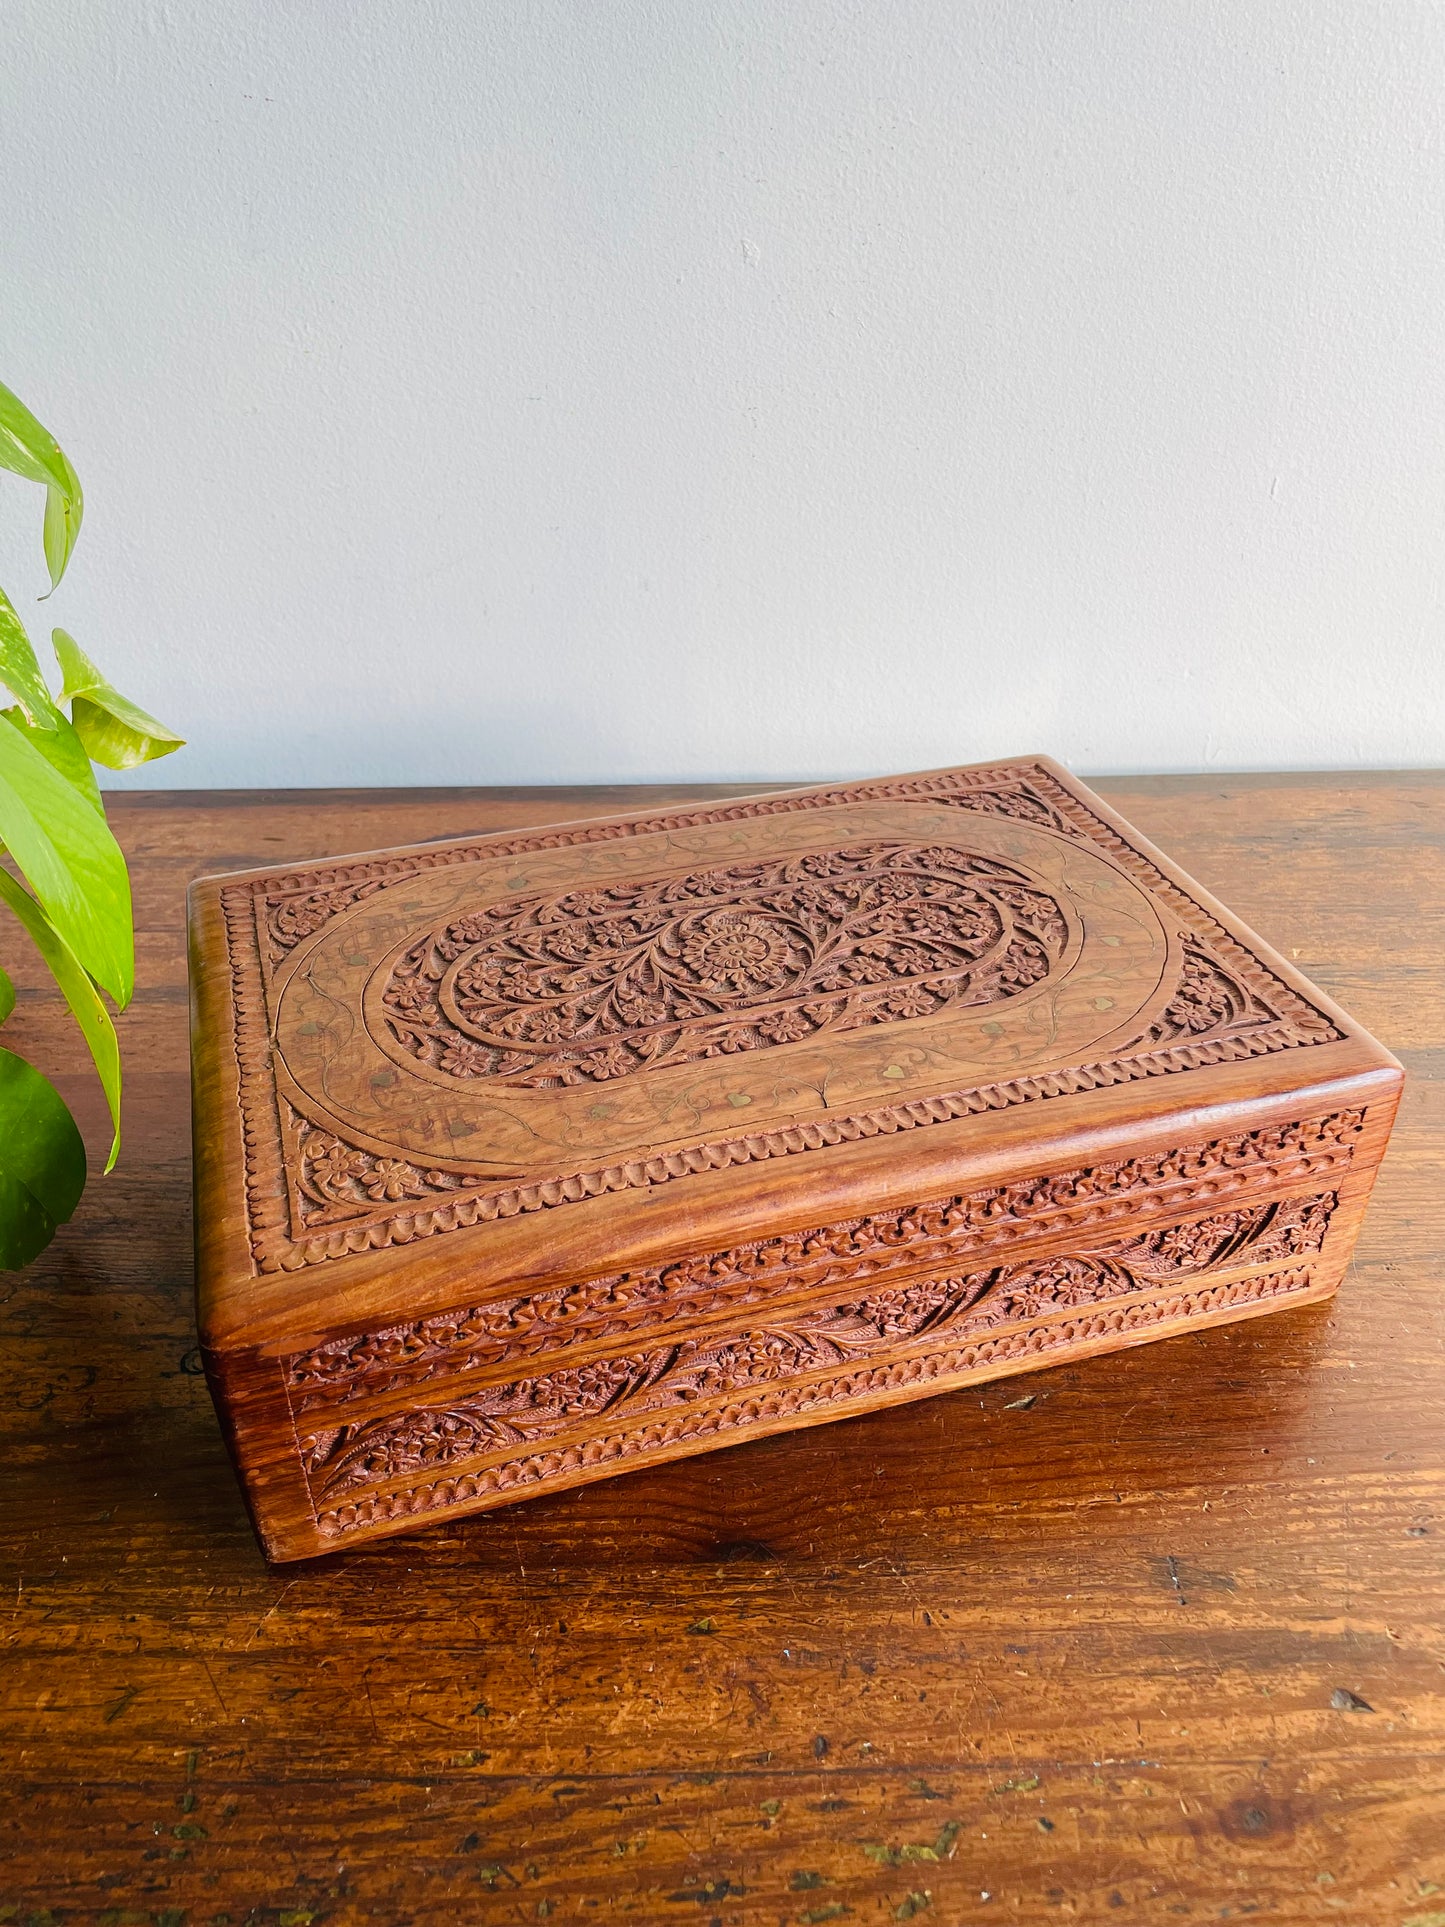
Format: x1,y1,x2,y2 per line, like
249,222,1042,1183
298,1181,1339,1538
285,1112,1362,1417
312,1266,1319,1540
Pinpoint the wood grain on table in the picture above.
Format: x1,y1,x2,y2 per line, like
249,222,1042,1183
2,772,1442,1925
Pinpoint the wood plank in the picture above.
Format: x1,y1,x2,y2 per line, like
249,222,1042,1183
2,771,1441,1921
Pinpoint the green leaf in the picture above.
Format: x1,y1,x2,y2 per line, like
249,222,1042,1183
0,380,83,590
0,870,121,1170
0,586,60,729
53,630,184,770
0,962,13,1025
0,1043,87,1269
42,451,84,594
0,380,67,487
0,710,132,1004
1,705,103,813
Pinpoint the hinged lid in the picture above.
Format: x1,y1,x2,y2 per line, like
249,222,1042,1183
188,758,1398,1356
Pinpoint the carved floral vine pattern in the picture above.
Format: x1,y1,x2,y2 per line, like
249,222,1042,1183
1110,1192,1334,1273
312,1265,1316,1538
1145,942,1280,1044
267,879,390,956
295,1128,451,1215
297,1191,1337,1498
376,842,1072,1089
286,1112,1361,1413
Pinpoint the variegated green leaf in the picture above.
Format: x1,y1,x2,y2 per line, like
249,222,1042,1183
53,630,184,770
0,1043,87,1269
0,587,59,730
0,709,132,1004
0,870,121,1170
0,380,83,590
1,704,103,813
42,450,84,593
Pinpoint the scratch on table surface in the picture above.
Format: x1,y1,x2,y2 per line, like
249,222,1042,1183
361,1665,383,1743
244,1580,298,1650
199,1656,231,1718
253,1778,307,1882
103,1684,138,1724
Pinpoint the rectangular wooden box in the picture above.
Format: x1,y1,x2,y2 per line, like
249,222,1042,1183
188,759,1402,1561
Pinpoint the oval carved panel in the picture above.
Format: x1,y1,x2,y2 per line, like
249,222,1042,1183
377,841,1076,1088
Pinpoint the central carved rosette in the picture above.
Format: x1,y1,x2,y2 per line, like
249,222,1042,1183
377,841,1073,1088
675,909,802,993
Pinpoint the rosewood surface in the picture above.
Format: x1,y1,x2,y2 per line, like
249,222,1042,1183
2,771,1442,1922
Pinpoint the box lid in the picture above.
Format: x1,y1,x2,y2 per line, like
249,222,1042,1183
189,757,1399,1355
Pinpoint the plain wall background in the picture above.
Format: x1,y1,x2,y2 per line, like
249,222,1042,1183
2,0,1442,788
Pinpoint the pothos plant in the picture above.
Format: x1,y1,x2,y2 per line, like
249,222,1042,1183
0,379,183,1269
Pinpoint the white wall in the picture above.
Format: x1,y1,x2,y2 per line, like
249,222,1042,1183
2,1,1442,788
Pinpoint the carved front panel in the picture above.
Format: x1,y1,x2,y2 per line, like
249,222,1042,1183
283,1109,1358,1541
286,1110,1362,1416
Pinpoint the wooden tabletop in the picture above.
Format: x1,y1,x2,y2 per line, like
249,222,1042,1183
3,772,1442,1924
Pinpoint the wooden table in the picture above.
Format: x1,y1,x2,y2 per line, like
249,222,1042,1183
4,773,1441,1924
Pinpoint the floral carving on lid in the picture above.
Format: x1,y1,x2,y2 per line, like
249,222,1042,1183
375,840,1075,1088
217,763,1351,1273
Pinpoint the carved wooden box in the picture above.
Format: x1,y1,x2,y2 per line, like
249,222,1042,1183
188,759,1401,1561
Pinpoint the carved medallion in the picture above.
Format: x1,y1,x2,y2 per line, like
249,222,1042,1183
378,842,1074,1088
